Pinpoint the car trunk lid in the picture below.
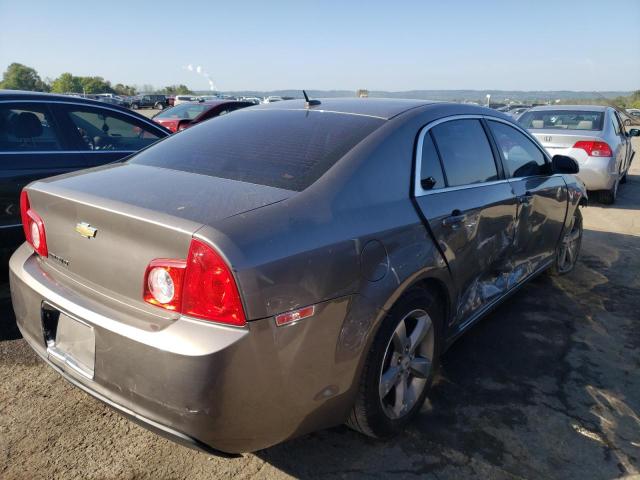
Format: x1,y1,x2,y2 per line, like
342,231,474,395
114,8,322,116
530,129,605,154
25,163,294,308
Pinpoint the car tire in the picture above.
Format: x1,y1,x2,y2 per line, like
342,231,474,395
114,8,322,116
347,286,442,439
131,103,139,110
155,103,164,110
599,174,621,204
549,208,582,276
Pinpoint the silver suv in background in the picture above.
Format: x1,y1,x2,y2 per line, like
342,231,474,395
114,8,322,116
518,105,639,204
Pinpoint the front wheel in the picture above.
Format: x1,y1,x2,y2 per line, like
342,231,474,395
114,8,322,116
347,287,442,438
131,103,139,110
549,208,583,275
155,103,164,110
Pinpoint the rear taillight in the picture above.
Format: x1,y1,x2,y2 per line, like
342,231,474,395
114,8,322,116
573,141,612,157
143,239,246,326
20,190,48,257
143,259,186,310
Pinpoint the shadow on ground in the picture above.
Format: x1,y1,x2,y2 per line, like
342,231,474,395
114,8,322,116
253,228,640,479
1,228,638,479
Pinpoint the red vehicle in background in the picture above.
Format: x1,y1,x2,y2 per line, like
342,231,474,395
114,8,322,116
152,100,253,132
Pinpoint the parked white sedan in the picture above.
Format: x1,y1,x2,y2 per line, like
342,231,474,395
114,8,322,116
519,105,639,204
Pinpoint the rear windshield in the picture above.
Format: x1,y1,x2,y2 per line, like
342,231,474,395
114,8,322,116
155,103,208,120
130,109,383,191
518,110,604,131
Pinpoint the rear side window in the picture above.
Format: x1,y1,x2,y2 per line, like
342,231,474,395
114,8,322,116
488,121,547,177
518,110,604,131
63,107,161,151
130,110,384,191
0,103,61,152
431,119,498,187
419,131,445,189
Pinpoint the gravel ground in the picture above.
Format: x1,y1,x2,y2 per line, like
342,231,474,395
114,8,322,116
1,138,639,480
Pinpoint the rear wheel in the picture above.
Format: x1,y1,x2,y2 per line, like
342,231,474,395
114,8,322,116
131,103,139,110
549,208,582,275
155,103,164,110
347,287,442,438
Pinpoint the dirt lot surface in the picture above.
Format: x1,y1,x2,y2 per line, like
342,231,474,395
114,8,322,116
1,137,639,479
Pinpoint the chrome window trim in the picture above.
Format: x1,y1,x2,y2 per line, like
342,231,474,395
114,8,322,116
0,150,135,155
0,223,22,229
414,114,553,197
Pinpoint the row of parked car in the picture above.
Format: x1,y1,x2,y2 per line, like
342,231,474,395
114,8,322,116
1,88,638,455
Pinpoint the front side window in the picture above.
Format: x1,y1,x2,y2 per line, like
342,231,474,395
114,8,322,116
419,131,445,189
0,103,61,152
64,107,161,151
488,121,547,177
431,119,498,187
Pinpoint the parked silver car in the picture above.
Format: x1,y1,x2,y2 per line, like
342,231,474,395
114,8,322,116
518,105,639,204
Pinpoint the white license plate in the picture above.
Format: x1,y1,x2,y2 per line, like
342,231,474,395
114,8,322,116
47,312,95,379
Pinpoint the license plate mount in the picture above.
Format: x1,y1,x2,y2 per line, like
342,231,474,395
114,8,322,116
42,303,95,379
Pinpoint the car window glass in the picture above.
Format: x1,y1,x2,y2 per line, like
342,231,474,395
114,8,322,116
518,110,604,131
420,131,445,189
488,121,546,177
65,108,161,151
155,103,207,120
0,104,61,152
431,119,497,186
612,112,621,135
130,109,383,191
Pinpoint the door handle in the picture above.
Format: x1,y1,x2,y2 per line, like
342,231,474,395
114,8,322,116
518,192,533,204
442,210,467,228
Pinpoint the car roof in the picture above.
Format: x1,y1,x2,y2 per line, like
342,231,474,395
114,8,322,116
1,89,131,111
527,104,609,112
252,98,440,120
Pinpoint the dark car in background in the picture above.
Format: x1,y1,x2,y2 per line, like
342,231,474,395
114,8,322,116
129,94,169,110
152,100,254,132
0,90,170,273
10,99,585,453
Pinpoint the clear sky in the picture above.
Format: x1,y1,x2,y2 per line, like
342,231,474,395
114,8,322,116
1,0,638,92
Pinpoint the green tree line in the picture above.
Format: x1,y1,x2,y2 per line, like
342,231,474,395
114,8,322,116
0,63,193,96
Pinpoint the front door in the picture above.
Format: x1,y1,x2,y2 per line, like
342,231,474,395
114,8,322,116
486,119,567,275
413,118,518,330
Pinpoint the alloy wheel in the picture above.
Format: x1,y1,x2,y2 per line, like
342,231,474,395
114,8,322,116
379,309,434,419
557,211,582,273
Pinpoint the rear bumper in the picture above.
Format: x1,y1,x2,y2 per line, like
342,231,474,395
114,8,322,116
9,244,356,453
576,155,618,191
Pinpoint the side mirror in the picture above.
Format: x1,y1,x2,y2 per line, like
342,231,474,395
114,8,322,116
552,155,579,174
420,176,437,190
628,128,640,137
177,119,192,132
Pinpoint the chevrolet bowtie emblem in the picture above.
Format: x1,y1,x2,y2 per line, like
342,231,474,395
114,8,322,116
75,222,97,239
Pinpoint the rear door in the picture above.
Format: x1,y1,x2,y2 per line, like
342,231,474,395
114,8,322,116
612,110,631,173
51,103,166,167
413,117,518,329
486,119,567,274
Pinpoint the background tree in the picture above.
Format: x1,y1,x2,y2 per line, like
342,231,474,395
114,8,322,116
161,84,193,95
50,73,82,93
113,83,137,96
0,63,49,91
78,76,113,94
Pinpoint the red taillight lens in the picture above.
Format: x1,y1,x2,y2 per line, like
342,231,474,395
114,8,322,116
573,141,612,157
143,259,186,310
182,239,246,326
20,190,48,257
143,239,246,326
